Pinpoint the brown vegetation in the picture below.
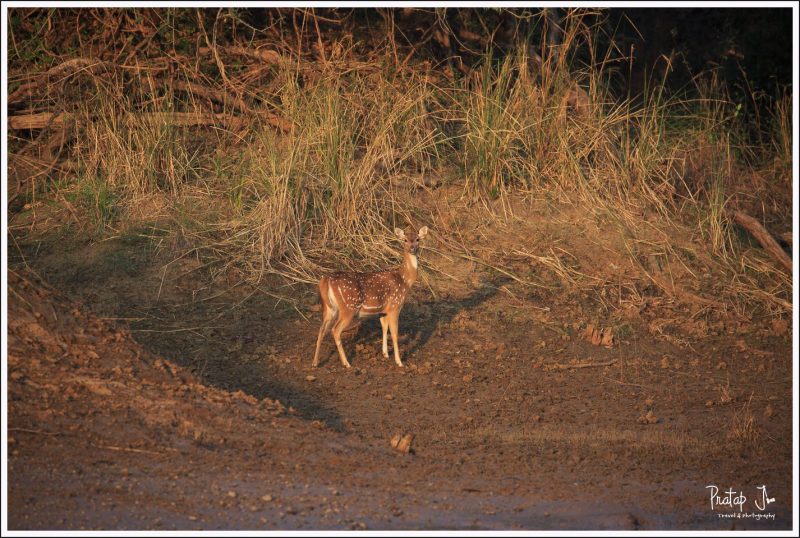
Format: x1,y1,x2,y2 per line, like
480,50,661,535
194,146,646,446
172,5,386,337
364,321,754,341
5,7,794,531
7,8,791,318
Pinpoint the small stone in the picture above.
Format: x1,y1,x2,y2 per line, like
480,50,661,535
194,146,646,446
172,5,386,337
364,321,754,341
396,433,414,454
637,410,658,424
305,375,316,382
391,433,414,454
705,400,714,408
227,490,237,498
261,494,273,502
385,394,393,400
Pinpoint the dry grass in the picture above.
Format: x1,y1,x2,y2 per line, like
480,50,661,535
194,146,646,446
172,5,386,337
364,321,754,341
728,394,762,449
7,9,792,317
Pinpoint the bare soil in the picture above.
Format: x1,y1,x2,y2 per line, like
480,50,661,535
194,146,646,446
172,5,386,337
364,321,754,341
6,205,794,531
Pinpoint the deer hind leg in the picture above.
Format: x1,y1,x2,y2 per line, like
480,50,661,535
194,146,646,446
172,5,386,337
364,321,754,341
388,310,403,367
380,315,389,359
312,305,336,368
331,309,354,369
312,278,337,368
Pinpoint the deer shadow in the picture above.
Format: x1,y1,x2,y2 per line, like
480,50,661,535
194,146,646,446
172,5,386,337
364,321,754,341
241,373,346,432
341,275,514,361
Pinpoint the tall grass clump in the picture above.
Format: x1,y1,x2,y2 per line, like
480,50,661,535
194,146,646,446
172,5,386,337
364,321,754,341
9,8,789,314
205,57,446,283
70,81,203,233
461,52,529,198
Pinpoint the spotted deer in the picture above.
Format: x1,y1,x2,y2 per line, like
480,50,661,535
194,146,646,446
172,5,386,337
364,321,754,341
312,226,429,368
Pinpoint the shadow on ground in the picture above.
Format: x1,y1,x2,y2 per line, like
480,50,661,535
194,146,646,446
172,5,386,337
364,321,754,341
326,275,514,362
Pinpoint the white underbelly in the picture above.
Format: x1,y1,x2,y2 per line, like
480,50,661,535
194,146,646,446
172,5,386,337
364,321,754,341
358,304,385,317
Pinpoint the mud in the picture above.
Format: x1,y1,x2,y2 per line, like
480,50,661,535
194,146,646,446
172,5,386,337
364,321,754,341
6,229,794,530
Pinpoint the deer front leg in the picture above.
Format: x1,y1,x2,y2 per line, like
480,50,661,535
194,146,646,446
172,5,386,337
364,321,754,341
380,315,389,359
388,311,403,367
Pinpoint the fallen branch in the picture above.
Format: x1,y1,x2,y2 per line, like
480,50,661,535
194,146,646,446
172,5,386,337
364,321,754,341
733,211,792,274
93,444,164,455
8,427,69,436
172,79,252,114
547,359,617,370
173,80,293,131
8,58,111,106
199,45,285,65
9,111,249,132
8,112,74,130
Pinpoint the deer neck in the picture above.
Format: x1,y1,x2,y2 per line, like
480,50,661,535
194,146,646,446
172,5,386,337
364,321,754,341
400,249,419,287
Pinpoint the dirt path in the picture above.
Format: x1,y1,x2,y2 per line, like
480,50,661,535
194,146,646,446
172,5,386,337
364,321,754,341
6,235,794,530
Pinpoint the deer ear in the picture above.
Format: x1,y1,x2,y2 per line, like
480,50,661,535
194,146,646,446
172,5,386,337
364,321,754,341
394,228,406,240
418,226,428,239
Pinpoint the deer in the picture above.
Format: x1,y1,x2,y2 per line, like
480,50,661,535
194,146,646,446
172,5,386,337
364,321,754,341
312,226,429,369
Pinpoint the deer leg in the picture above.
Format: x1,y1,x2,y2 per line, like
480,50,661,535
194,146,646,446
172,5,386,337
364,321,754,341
331,311,354,369
380,315,389,359
388,311,403,367
312,314,335,367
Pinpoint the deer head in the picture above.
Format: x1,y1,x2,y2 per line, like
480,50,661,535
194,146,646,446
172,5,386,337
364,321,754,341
395,226,428,256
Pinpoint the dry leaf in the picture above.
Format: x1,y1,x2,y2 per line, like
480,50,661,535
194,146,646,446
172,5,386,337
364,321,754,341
600,328,614,347
591,327,602,346
584,323,614,347
584,324,595,341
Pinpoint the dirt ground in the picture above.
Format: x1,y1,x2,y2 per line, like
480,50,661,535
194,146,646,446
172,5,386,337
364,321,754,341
6,201,795,531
